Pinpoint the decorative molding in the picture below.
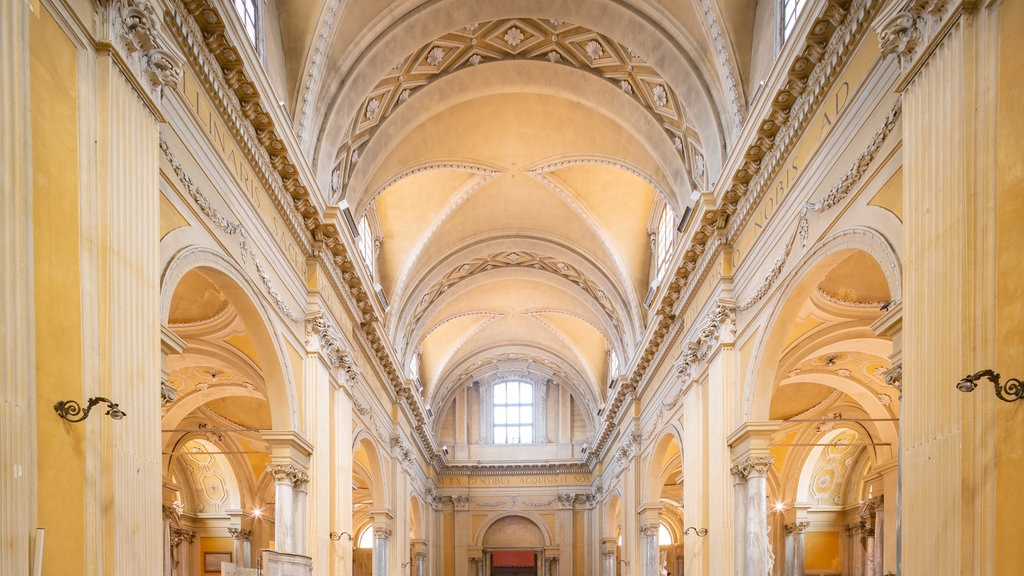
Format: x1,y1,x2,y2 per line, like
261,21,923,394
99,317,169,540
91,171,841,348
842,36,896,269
662,302,736,409
800,100,903,247
159,135,302,322
731,455,775,479
409,250,623,338
882,361,902,392
737,98,900,312
296,0,354,143
112,0,183,95
528,157,668,200
333,18,702,197
876,0,956,76
784,522,810,534
698,0,746,130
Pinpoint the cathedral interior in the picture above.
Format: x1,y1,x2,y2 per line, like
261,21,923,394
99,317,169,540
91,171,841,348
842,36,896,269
2,0,1022,575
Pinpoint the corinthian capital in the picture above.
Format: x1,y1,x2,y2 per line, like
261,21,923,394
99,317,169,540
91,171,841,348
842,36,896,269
732,455,775,479
266,463,300,483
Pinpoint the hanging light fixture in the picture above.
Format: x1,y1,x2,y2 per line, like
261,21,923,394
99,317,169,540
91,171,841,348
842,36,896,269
54,397,126,422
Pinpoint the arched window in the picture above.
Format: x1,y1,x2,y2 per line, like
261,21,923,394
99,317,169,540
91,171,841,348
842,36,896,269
357,526,374,549
357,215,375,276
782,0,808,40
654,204,677,283
658,523,673,545
493,381,533,444
233,0,258,46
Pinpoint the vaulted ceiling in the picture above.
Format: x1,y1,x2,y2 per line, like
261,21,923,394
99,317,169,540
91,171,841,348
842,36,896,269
272,0,760,444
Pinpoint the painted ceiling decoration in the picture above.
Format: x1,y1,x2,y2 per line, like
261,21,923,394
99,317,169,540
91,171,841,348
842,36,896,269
331,17,706,200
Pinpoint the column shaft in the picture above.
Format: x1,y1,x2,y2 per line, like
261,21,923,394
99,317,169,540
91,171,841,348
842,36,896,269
0,0,34,569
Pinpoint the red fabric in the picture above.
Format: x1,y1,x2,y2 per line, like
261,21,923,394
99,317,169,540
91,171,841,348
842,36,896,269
491,550,535,567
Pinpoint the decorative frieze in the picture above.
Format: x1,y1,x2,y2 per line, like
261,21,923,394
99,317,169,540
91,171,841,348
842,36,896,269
159,136,302,322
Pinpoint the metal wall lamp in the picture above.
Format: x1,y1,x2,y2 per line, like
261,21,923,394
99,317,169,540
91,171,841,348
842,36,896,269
618,559,630,567
956,369,1023,402
683,527,709,537
329,531,353,541
54,397,126,422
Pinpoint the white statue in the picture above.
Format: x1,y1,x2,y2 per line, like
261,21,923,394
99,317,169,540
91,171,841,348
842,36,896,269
660,550,669,576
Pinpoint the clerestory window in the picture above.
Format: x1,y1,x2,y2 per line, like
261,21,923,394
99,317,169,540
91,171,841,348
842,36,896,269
493,381,533,444
357,215,375,277
233,0,258,47
782,0,809,41
654,203,677,283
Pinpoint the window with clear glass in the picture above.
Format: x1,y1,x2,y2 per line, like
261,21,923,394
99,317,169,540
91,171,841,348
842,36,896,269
655,204,677,282
357,215,375,276
782,0,808,40
658,523,673,545
234,0,258,46
357,526,374,549
493,381,533,444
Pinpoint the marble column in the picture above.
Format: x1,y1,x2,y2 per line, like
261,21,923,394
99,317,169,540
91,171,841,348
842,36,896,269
228,527,245,568
731,469,747,576
847,523,864,576
374,524,393,576
268,464,297,553
0,0,34,570
858,498,879,576
411,539,427,576
170,528,195,576
241,529,253,568
641,522,661,576
784,523,808,576
733,456,774,576
602,538,618,576
293,472,310,555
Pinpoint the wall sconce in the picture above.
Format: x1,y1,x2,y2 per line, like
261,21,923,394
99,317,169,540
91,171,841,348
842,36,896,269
329,531,353,541
618,559,630,567
956,369,1023,402
54,397,126,422
683,527,709,537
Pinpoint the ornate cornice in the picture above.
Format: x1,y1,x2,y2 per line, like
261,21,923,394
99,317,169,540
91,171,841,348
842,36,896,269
437,461,591,477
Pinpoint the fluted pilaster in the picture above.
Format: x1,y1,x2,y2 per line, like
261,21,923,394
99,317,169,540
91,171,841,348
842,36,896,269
0,1,35,573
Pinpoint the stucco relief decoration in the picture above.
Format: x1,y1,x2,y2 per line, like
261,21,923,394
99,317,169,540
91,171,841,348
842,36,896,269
410,250,622,336
652,84,668,108
665,302,736,409
876,0,953,73
335,19,703,198
159,135,302,323
504,27,525,47
808,429,859,505
799,100,902,247
426,46,447,66
113,0,183,93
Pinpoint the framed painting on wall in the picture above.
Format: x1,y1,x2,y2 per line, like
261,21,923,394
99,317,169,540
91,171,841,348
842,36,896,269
204,551,232,573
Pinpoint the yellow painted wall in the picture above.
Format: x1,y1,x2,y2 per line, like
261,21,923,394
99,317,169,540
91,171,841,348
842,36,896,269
803,531,839,571
31,7,85,575
995,1,1024,573
199,536,235,574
